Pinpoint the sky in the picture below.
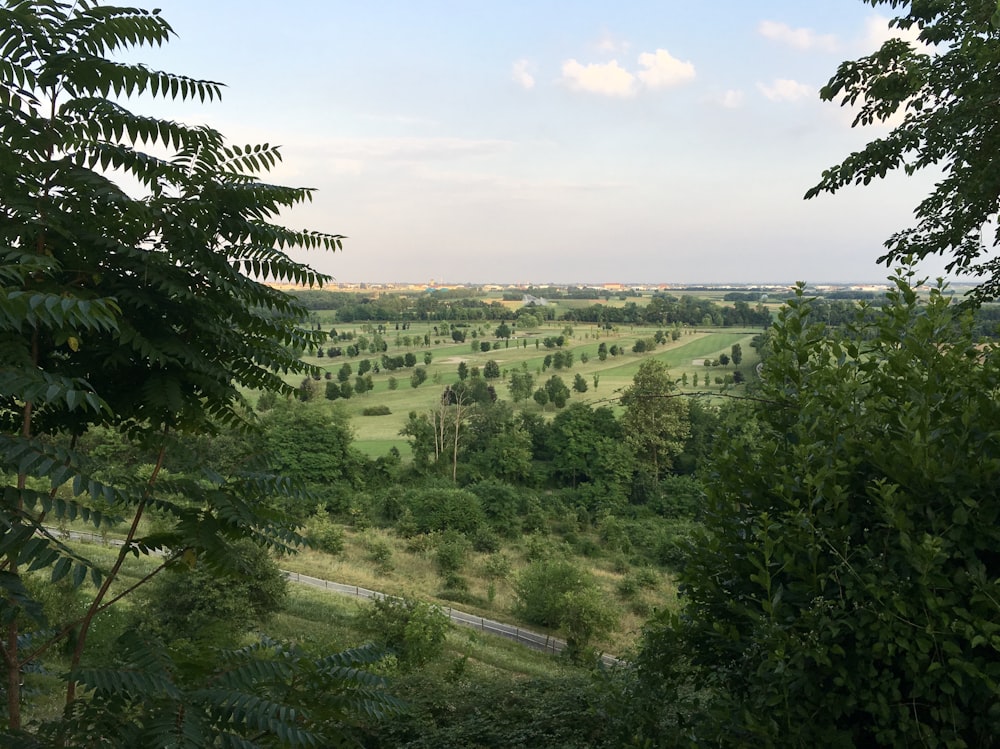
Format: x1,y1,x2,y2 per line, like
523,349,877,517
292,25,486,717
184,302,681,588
123,1,952,285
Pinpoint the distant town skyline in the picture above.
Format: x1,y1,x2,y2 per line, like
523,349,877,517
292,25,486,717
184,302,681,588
130,1,954,285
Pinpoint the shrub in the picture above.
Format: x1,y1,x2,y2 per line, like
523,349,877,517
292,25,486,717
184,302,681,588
436,588,484,607
362,405,391,416
137,539,287,647
480,553,512,582
305,514,345,555
471,527,502,554
364,537,395,575
435,531,471,576
404,487,485,536
360,597,449,670
514,559,590,629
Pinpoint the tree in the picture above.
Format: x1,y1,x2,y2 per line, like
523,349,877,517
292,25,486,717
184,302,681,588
515,559,593,629
718,352,729,367
261,401,359,510
559,587,619,663
457,361,469,380
544,375,570,409
546,404,633,499
137,539,288,648
483,359,501,379
572,373,588,393
620,360,689,480
598,342,608,361
360,597,449,671
634,269,1000,746
410,366,428,388
806,0,1000,299
507,369,535,403
354,374,369,396
0,0,395,740
533,388,549,408
494,321,511,340
730,342,743,367
338,362,353,382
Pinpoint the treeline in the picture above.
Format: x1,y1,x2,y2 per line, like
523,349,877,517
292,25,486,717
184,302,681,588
295,288,771,327
564,294,771,327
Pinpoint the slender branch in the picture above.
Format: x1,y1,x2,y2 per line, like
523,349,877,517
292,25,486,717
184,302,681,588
18,553,178,668
64,434,169,704
4,620,19,730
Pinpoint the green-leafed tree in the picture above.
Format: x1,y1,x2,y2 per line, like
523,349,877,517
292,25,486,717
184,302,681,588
261,401,360,516
543,375,570,409
619,360,689,481
507,368,534,403
806,0,1000,299
0,1,395,741
633,269,1000,746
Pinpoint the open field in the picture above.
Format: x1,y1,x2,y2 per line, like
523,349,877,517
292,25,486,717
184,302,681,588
288,321,762,457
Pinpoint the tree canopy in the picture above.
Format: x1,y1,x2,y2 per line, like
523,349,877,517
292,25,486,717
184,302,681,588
633,268,1000,746
0,1,400,742
806,0,1000,299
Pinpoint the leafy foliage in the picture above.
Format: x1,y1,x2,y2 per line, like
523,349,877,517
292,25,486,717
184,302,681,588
620,359,689,480
635,268,1000,746
806,0,1000,299
21,633,399,749
0,0,369,739
137,538,288,648
360,596,449,671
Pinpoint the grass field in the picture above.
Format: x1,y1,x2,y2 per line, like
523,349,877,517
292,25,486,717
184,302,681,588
286,321,762,456
21,537,586,727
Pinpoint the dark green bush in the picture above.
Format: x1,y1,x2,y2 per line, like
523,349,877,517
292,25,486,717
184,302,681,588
360,597,449,670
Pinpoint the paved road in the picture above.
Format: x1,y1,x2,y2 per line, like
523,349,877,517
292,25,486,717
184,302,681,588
53,528,622,667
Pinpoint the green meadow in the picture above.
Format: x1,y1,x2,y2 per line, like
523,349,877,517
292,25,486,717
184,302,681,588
289,317,761,458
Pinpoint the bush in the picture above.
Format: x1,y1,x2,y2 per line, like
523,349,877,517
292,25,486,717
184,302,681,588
304,514,345,555
435,531,471,576
404,487,485,536
436,588,484,607
364,537,395,575
471,526,502,553
361,405,391,416
514,559,590,629
137,539,287,647
480,553,512,581
360,597,449,670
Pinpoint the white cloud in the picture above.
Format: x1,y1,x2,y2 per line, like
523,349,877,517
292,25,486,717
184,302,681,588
512,59,535,90
758,20,838,51
636,48,696,88
757,78,814,102
561,58,637,97
861,14,933,54
717,89,745,109
595,33,629,55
